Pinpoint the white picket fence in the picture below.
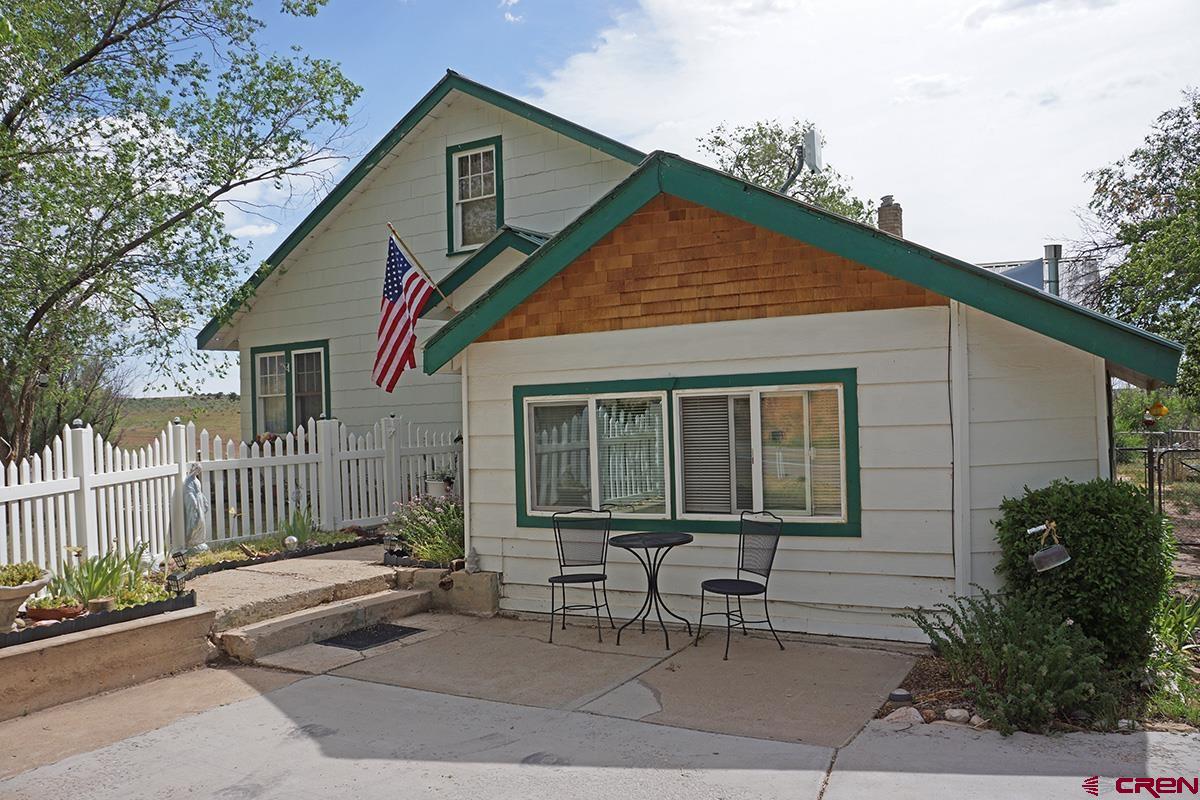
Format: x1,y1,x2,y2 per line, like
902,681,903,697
0,416,461,573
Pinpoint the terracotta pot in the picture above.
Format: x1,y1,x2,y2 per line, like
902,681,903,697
25,604,85,622
0,570,51,630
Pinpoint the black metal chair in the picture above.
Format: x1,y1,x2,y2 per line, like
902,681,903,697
695,510,786,659
548,508,614,643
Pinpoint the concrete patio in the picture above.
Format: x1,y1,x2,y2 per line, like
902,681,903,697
1,613,1197,798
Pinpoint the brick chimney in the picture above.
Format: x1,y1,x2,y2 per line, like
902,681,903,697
877,195,903,238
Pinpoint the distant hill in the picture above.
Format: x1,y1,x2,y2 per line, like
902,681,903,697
114,395,241,449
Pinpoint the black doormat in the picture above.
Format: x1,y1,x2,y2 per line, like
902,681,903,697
318,623,425,651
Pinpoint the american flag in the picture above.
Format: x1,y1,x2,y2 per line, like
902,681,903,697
372,235,436,392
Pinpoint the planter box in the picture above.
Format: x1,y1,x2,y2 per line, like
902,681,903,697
398,568,500,616
1,592,198,650
0,605,216,722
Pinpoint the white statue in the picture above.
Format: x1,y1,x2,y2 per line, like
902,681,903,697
182,463,210,549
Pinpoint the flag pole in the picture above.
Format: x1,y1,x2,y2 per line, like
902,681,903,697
386,222,457,313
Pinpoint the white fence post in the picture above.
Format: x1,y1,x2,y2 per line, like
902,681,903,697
381,415,397,517
68,420,99,558
317,417,341,530
170,419,187,553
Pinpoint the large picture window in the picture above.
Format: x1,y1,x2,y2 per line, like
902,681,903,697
446,137,503,253
526,394,668,515
514,371,858,535
250,340,330,435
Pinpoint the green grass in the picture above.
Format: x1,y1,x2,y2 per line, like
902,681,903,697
114,395,241,449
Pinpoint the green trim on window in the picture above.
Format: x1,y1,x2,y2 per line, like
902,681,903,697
422,226,546,317
422,152,1181,386
249,339,331,435
512,369,861,537
196,69,644,350
445,136,505,255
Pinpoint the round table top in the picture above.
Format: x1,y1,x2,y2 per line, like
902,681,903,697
610,531,694,549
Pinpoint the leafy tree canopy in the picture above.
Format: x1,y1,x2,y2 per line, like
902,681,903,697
698,119,875,224
0,0,360,460
1085,89,1200,400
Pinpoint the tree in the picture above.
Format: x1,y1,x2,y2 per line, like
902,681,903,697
698,120,875,224
1082,89,1200,401
0,1,360,461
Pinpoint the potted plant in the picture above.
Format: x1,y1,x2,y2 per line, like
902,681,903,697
24,594,85,621
0,562,51,630
424,465,456,498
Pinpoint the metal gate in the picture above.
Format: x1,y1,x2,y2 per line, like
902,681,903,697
1116,433,1200,550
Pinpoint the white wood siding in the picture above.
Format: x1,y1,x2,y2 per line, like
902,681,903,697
232,92,635,439
464,307,958,642
964,308,1104,590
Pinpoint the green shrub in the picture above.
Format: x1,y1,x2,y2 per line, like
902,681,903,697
995,479,1173,667
50,543,147,604
391,496,464,564
0,562,44,586
903,590,1112,734
278,504,319,548
1157,595,1200,653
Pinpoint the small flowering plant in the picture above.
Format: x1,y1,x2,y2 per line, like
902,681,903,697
389,495,464,565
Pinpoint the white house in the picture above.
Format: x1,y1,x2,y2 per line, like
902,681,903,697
201,72,1182,641
199,70,642,439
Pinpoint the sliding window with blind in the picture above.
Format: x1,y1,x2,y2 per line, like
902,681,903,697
675,385,847,521
516,374,855,532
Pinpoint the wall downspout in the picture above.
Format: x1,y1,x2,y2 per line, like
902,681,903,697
949,302,973,597
460,350,472,559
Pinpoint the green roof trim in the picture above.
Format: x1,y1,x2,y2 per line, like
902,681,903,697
196,69,645,350
423,152,1183,385
422,225,546,316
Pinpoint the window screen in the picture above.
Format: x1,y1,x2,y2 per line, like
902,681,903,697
529,403,591,511
597,398,666,513
257,354,287,434
292,350,324,427
455,147,497,247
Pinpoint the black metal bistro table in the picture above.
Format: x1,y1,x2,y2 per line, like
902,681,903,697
610,531,694,649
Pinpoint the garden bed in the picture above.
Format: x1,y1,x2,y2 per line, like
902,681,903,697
182,534,383,579
2,591,198,649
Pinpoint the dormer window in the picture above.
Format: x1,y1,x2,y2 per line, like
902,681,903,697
447,137,503,253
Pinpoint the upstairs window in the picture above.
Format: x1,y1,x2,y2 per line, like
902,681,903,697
447,137,503,253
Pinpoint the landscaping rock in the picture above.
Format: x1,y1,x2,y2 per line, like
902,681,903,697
969,715,987,728
920,709,936,723
944,708,971,724
1117,719,1140,732
883,706,925,725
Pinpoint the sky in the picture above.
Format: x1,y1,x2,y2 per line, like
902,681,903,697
173,0,1200,396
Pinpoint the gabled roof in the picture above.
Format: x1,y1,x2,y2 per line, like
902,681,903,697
421,225,547,317
423,152,1183,386
196,70,645,350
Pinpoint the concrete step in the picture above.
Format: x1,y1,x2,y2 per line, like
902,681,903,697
218,588,431,663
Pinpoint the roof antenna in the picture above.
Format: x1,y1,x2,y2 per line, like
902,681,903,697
779,126,823,195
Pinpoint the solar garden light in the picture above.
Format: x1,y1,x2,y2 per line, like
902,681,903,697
1027,520,1071,572
166,572,187,596
283,536,299,551
170,549,188,571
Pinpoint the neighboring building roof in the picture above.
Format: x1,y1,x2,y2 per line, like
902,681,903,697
422,225,548,317
196,70,645,350
423,151,1183,387
979,258,1043,290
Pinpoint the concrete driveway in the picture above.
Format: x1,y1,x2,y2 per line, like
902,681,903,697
2,616,1197,799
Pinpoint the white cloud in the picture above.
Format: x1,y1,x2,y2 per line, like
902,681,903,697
504,11,523,23
965,0,1118,28
524,0,1200,262
229,222,279,238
